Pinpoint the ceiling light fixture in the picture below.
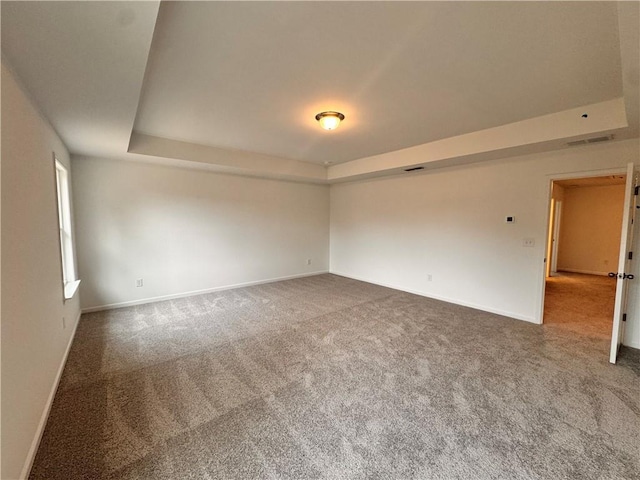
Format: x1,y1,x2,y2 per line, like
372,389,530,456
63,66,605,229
315,111,345,130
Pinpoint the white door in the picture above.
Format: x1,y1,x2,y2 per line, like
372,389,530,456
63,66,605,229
610,163,638,364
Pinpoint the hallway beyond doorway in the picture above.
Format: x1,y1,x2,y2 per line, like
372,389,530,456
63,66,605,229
544,272,615,339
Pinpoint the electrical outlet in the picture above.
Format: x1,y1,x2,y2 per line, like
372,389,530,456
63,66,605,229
307,259,312,265
523,238,535,247
427,274,433,282
136,278,144,287
62,316,66,329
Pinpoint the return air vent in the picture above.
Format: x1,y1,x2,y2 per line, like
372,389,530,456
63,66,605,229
404,166,424,172
567,135,614,147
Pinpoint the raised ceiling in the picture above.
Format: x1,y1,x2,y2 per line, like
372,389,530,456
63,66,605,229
2,1,639,182
135,1,622,164
1,1,159,159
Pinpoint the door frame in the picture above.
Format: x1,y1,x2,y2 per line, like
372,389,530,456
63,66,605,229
537,167,628,325
550,200,562,275
545,198,562,277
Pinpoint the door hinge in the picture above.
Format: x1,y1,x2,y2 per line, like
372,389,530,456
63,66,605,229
622,313,627,322
629,251,633,260
635,186,639,196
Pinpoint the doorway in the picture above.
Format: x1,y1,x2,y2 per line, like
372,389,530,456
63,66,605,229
542,174,626,340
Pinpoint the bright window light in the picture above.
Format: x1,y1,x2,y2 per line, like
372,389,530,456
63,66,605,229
54,158,80,300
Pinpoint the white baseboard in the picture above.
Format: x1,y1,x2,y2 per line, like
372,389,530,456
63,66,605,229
82,270,330,313
557,268,609,276
331,271,538,324
623,340,640,350
20,311,81,480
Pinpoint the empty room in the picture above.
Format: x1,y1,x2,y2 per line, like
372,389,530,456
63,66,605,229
543,176,628,340
2,2,639,479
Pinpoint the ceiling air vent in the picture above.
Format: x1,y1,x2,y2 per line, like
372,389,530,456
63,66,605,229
587,135,614,144
404,166,424,172
567,135,614,147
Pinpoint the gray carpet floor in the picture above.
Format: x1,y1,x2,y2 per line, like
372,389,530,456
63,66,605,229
30,274,640,479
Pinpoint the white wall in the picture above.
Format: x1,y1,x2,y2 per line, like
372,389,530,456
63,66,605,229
72,157,330,310
1,61,81,479
557,184,625,276
330,139,640,347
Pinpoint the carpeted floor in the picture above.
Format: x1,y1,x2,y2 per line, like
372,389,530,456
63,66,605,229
544,272,617,339
31,274,639,479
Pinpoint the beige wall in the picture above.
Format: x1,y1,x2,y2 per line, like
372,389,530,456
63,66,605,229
557,185,625,275
1,62,81,479
552,183,565,202
71,157,330,310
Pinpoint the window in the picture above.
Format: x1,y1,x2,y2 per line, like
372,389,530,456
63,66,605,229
54,158,80,300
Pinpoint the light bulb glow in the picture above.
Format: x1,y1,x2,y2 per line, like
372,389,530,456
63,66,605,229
319,115,340,130
315,111,345,130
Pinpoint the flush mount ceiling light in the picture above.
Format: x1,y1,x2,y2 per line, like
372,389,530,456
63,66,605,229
315,111,345,130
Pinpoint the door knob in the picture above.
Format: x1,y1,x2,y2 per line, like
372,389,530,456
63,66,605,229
608,272,635,279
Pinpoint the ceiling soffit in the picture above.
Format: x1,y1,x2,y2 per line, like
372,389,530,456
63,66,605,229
2,2,638,183
132,2,624,166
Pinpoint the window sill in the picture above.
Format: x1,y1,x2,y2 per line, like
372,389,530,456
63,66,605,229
64,280,81,300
